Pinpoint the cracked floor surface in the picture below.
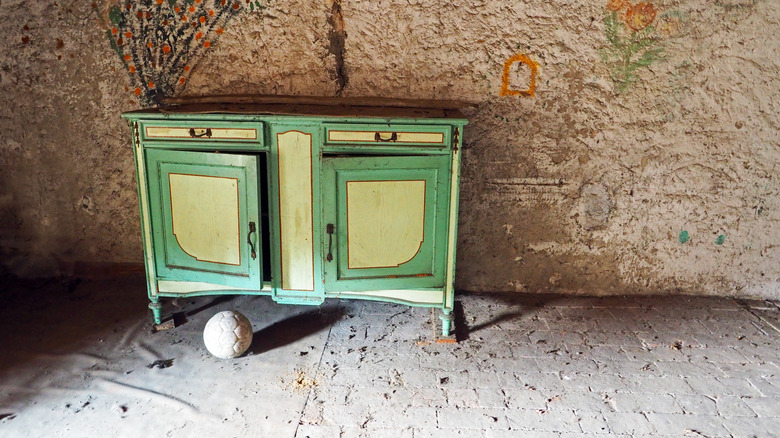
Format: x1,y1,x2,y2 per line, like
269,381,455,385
1,277,778,437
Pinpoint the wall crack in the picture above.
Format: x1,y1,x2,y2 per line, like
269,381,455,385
327,0,348,96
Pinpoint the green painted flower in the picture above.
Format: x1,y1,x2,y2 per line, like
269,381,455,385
600,3,664,92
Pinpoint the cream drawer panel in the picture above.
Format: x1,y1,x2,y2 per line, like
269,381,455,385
325,124,449,146
140,121,263,144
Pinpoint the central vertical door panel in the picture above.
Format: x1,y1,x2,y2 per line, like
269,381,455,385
145,149,262,289
322,155,451,292
278,131,315,291
270,127,324,304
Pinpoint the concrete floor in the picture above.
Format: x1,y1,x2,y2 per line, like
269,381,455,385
0,277,778,437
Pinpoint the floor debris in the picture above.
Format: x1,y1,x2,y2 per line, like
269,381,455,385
146,359,174,369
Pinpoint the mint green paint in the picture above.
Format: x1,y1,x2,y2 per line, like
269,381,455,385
716,234,726,245
679,230,690,243
440,310,454,337
444,128,463,312
149,300,162,324
145,149,263,289
321,155,451,292
268,123,326,306
123,109,467,334
130,122,160,307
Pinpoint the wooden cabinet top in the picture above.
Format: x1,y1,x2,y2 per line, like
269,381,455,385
122,95,473,121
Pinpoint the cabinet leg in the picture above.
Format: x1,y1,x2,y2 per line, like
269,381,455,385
439,309,454,337
149,300,163,325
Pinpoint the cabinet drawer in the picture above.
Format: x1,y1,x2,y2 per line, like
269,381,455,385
324,124,450,147
140,121,263,143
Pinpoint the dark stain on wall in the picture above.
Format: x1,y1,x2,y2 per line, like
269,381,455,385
327,0,348,96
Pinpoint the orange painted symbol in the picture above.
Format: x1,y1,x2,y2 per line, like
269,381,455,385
500,53,539,97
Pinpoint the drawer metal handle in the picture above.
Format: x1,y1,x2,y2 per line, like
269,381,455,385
326,223,335,262
374,132,398,142
189,128,212,138
247,221,257,260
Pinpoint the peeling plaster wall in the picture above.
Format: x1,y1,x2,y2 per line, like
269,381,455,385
1,0,778,300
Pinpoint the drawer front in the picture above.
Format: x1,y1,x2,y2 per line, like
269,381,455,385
324,124,450,147
140,121,263,143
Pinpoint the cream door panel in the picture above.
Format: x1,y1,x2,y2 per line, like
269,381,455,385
347,180,426,269
169,173,240,265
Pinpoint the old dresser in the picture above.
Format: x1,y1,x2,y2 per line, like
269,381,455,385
123,96,468,336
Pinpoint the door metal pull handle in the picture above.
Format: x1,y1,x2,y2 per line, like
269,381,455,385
374,132,398,142
189,128,212,138
326,223,335,262
247,221,257,260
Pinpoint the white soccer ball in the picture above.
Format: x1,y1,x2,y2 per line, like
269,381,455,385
203,311,253,359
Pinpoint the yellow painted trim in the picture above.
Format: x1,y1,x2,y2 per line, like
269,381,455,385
328,130,445,144
145,126,257,140
346,180,426,269
277,130,315,291
135,124,157,297
157,280,261,293
169,173,241,266
330,289,444,305
444,147,460,309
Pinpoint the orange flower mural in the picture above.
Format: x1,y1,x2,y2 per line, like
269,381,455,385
606,0,629,12
98,0,271,105
601,0,669,91
625,3,657,31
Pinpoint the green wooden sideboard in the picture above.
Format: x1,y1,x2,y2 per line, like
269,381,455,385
123,96,468,336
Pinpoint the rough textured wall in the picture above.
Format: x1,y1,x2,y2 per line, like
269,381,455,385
1,0,778,299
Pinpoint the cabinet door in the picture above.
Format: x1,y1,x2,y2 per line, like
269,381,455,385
145,149,262,289
322,155,450,291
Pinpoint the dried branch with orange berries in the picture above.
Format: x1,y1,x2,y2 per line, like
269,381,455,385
99,0,271,105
